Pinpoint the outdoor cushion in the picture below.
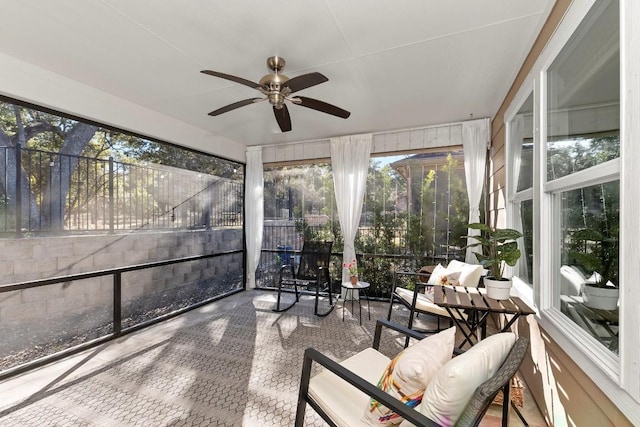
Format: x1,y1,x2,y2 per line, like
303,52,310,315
309,347,391,427
446,260,485,287
414,332,517,426
362,326,456,426
394,287,467,320
427,264,461,286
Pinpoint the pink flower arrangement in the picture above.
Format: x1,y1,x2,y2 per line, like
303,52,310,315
343,259,358,276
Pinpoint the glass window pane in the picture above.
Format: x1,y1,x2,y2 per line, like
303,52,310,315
513,93,534,192
559,180,619,354
546,0,619,181
517,199,534,284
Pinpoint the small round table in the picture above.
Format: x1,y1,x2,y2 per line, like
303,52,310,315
341,281,371,324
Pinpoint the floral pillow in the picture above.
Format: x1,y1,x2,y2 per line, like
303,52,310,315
427,264,461,287
362,326,456,426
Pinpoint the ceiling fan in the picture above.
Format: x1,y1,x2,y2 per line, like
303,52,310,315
201,56,350,132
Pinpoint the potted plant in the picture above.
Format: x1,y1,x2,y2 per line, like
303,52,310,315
569,228,619,310
344,259,359,285
465,223,523,299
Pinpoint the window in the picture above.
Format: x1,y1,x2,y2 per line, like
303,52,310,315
544,0,619,355
506,0,640,415
508,92,534,284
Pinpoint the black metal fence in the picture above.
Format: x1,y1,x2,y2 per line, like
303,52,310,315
255,221,463,299
1,145,243,236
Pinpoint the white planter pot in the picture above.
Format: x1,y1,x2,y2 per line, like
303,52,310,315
483,277,512,300
582,284,619,310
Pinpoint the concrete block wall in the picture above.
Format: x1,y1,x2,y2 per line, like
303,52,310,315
0,229,243,329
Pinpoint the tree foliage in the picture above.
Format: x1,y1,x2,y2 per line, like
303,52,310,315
0,99,242,233
262,153,472,298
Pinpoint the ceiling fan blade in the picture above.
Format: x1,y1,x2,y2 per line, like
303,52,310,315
200,70,261,90
283,72,328,93
273,104,292,132
208,98,263,116
293,96,351,119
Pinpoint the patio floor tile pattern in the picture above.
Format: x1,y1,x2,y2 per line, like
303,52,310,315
0,290,546,426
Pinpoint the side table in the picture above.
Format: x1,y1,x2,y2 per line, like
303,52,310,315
341,281,371,324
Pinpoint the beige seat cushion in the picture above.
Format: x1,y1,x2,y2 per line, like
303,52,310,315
309,348,391,427
395,287,467,320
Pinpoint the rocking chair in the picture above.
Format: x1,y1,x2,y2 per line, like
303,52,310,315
274,240,335,317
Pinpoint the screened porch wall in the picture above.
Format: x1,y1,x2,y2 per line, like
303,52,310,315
257,121,477,298
261,120,469,164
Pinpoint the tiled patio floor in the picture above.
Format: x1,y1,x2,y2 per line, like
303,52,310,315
0,290,547,426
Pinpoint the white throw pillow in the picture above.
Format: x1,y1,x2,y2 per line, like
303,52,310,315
447,260,484,287
426,264,445,285
427,264,461,286
362,326,456,426
418,332,517,426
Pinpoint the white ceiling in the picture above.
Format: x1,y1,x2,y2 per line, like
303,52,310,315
0,0,555,149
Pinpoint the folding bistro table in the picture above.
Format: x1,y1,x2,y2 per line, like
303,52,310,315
433,285,536,349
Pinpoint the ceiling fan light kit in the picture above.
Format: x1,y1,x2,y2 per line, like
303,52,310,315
201,56,350,132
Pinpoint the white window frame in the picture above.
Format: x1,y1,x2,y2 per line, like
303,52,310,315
504,0,640,420
505,86,535,297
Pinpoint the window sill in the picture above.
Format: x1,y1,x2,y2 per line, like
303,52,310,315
511,276,536,311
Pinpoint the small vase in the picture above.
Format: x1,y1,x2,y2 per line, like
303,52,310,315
350,275,358,285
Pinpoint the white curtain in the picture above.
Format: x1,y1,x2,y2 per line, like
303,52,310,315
462,118,491,263
245,146,264,289
510,115,529,279
331,134,372,284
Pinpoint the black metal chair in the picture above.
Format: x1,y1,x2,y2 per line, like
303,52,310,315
387,267,457,346
295,318,529,427
273,240,335,317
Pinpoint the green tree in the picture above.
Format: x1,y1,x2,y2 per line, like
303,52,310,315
0,104,98,230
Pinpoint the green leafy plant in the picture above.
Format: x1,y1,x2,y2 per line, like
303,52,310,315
568,228,618,288
464,223,523,280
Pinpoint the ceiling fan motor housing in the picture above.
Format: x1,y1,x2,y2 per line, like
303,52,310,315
259,73,290,108
260,56,291,108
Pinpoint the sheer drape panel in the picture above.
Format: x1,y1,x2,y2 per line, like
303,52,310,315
510,116,528,279
245,146,264,289
330,134,372,284
462,118,490,263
